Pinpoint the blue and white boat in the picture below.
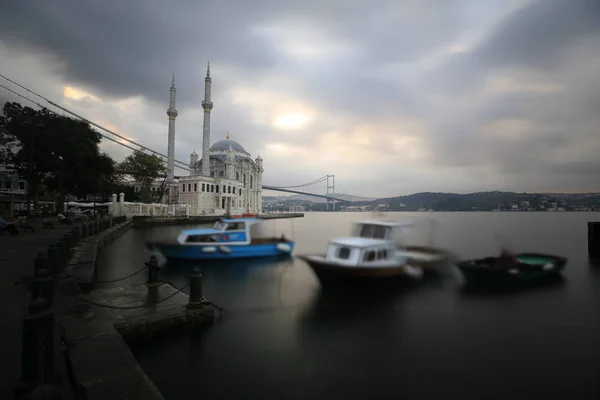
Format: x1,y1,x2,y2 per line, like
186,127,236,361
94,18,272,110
146,217,295,261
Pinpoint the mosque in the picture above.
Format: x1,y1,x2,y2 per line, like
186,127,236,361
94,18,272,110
165,64,263,215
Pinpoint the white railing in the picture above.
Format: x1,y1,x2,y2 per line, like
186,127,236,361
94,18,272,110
107,193,190,217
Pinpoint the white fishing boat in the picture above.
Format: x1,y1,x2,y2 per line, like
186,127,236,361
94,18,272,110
298,219,451,285
352,220,451,268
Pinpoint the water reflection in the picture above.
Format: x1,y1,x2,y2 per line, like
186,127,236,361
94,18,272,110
458,274,566,297
160,254,294,282
298,283,407,330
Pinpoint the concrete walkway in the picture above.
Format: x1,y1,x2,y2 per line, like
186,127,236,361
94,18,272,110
0,221,72,400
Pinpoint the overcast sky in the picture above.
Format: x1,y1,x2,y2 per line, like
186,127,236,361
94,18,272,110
1,0,599,197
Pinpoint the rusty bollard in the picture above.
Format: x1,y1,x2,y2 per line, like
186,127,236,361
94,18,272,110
188,268,203,308
145,255,161,286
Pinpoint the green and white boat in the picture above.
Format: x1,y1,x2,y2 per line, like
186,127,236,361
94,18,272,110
456,251,568,285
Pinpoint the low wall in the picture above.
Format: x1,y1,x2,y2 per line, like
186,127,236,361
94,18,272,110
54,219,165,400
65,219,133,293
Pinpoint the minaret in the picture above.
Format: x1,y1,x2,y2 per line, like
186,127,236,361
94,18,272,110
166,73,178,183
189,149,199,175
201,62,213,177
255,155,263,214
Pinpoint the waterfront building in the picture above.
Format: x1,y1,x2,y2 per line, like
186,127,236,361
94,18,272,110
165,64,263,215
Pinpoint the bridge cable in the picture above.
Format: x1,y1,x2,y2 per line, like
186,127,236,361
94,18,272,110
269,175,328,189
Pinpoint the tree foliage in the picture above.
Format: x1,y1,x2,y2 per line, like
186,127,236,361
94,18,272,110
118,150,167,203
0,101,119,211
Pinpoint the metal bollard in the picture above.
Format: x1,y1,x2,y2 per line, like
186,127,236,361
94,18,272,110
188,268,203,307
145,255,160,285
34,253,49,276
45,247,59,275
55,240,68,265
21,298,55,389
30,269,53,307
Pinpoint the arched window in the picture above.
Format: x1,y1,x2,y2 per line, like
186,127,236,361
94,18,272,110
194,183,197,191
219,171,224,177
250,175,253,189
243,174,246,187
210,171,215,177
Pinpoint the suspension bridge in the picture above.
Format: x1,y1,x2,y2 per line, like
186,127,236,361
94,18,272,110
0,74,352,210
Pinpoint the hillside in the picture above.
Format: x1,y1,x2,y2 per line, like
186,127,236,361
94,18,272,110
356,191,600,211
261,190,600,211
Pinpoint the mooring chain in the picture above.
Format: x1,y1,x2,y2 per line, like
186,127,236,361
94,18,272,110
62,264,149,284
37,327,45,386
53,282,191,310
161,280,226,316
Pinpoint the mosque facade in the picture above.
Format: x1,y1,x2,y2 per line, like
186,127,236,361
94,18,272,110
165,65,263,215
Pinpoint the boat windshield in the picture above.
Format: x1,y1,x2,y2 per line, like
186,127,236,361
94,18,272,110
213,221,227,230
356,224,389,239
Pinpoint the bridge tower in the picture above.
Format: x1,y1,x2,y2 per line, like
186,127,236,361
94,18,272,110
326,174,336,211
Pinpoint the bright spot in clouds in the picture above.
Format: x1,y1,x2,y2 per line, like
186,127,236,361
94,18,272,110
272,113,311,130
63,86,100,102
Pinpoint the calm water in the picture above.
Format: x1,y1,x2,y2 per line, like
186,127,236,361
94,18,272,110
97,212,600,400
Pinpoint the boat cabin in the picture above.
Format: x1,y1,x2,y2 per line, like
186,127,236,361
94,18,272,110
352,220,412,243
325,237,407,267
177,218,264,245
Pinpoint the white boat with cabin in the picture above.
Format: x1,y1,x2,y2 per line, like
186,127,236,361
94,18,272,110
298,219,451,284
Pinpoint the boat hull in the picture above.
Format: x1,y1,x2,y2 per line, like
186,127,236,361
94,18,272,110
147,239,295,261
457,252,567,285
298,255,416,286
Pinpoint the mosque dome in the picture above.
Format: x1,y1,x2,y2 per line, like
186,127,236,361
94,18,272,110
209,132,248,153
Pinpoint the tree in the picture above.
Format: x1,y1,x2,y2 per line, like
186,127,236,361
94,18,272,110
118,150,166,203
0,101,118,213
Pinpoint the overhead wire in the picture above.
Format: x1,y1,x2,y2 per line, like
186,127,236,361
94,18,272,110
0,73,190,171
1,73,333,192
0,83,142,153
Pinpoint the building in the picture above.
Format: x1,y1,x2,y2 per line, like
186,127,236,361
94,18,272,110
168,64,263,215
0,165,27,194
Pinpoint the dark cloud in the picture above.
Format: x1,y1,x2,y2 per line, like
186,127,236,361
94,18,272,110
1,0,599,195
0,0,282,106
477,0,600,70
